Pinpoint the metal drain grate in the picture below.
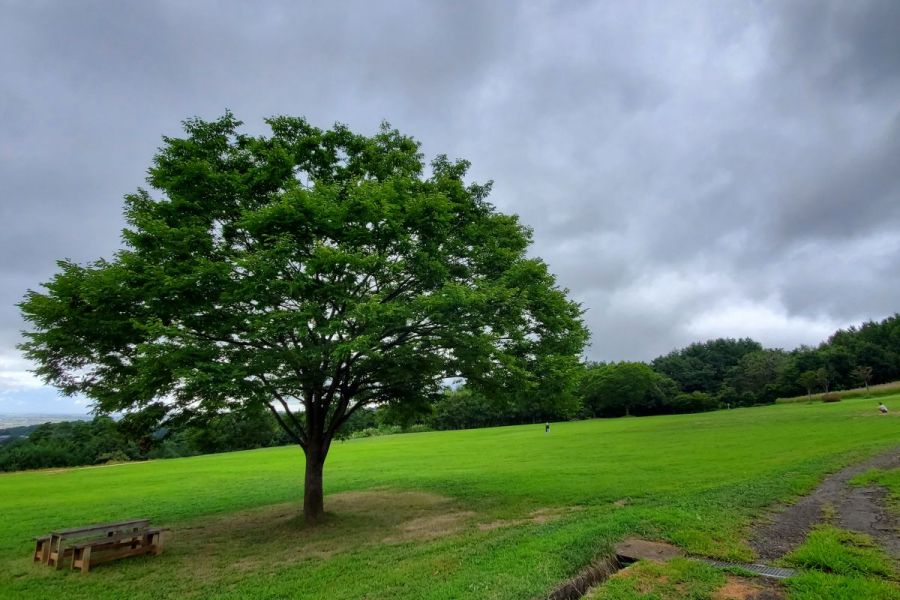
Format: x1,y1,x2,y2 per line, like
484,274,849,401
699,559,796,579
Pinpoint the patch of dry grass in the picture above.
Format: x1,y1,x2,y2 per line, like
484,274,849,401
713,576,783,599
165,489,473,583
478,506,584,531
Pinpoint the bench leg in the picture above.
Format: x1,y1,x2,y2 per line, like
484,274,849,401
71,545,92,573
52,548,72,569
50,539,62,570
79,546,91,574
143,531,164,555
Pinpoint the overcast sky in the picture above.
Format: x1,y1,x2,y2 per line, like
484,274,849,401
2,1,899,415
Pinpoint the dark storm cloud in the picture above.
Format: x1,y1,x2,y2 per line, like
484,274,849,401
1,0,898,412
0,0,513,341
770,0,900,100
771,117,900,245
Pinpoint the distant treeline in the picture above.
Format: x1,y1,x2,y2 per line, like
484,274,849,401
0,423,41,441
0,411,296,472
2,314,898,472
416,313,900,426
652,313,900,405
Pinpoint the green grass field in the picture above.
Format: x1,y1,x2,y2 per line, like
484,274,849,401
1,396,898,599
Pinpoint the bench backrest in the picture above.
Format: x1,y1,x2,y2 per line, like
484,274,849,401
53,519,150,541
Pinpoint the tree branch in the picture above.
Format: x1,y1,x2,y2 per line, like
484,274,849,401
266,402,306,450
327,397,373,437
259,373,308,446
380,276,416,304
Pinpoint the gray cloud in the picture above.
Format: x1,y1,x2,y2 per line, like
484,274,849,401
770,0,900,101
1,0,899,412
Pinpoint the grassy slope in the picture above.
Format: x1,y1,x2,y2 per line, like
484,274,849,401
776,380,900,403
1,396,897,599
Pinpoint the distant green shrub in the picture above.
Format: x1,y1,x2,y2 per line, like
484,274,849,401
405,424,432,434
347,426,403,440
668,391,719,414
97,450,131,464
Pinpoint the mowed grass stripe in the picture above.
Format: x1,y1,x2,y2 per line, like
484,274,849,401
1,396,897,599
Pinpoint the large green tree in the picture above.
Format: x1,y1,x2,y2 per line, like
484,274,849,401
728,349,791,404
580,362,676,417
19,114,587,523
651,338,763,395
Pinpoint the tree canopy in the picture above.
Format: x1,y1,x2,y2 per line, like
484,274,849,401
19,114,587,522
651,338,763,395
580,362,678,417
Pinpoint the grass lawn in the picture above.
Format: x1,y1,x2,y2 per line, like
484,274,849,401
1,396,898,599
784,526,899,600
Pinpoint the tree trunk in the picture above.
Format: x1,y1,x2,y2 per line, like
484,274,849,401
303,443,328,524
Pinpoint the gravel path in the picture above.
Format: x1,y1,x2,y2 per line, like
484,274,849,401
750,448,900,561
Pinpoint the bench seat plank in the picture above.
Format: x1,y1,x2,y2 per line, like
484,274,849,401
52,519,149,537
71,528,168,573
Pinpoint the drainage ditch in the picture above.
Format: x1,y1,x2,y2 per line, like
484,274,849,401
543,540,796,600
545,553,625,600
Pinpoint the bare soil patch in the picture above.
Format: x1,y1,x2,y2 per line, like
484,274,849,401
750,448,900,561
614,538,683,563
838,479,900,558
713,576,784,600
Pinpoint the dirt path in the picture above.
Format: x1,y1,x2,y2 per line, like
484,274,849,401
750,448,900,561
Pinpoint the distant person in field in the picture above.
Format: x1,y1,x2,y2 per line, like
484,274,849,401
545,422,550,433
878,402,888,415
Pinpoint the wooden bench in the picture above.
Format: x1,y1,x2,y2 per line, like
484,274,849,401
71,527,166,573
42,519,150,569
